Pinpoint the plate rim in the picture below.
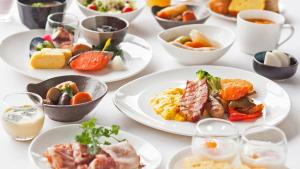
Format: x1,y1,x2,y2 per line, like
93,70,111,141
0,29,153,83
113,65,291,136
28,124,162,169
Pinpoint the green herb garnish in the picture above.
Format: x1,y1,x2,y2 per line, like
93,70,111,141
59,86,73,98
93,38,124,59
196,70,221,93
75,118,125,155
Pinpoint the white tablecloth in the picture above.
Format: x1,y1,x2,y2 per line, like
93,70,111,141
0,1,299,168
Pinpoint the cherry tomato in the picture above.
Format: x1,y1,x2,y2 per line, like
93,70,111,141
87,4,97,10
122,7,133,13
42,34,53,43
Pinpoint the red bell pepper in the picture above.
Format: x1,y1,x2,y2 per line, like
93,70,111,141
228,107,263,122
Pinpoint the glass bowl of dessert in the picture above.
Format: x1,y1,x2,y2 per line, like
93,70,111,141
191,118,239,163
240,124,287,169
1,92,45,141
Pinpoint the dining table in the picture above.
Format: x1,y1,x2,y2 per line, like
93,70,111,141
0,0,299,168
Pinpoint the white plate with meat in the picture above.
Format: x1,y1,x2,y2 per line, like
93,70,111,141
0,30,152,83
28,123,162,169
113,66,290,136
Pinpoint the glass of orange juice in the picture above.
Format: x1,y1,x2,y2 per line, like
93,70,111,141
147,0,171,7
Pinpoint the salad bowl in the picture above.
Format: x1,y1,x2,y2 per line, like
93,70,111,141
75,0,145,22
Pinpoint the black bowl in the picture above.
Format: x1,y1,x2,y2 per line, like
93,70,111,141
27,75,108,122
253,51,298,80
151,4,210,29
17,0,66,29
80,16,129,46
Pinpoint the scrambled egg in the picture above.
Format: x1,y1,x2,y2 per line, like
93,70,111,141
150,88,186,121
184,157,262,169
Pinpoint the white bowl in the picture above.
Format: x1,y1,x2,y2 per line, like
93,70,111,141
158,24,235,65
75,0,145,22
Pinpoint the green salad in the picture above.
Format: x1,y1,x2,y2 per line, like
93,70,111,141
82,0,136,13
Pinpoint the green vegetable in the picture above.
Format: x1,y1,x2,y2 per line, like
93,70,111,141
31,2,45,7
93,39,124,59
36,41,55,51
75,118,125,155
196,70,221,93
59,86,74,98
83,0,94,6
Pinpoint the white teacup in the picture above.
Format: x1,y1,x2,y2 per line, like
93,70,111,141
237,10,294,55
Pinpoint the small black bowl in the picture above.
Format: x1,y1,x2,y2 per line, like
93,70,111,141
80,16,129,46
253,51,298,80
151,4,210,29
17,0,66,29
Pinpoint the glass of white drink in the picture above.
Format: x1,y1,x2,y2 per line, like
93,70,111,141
1,92,45,141
192,119,239,163
240,125,287,169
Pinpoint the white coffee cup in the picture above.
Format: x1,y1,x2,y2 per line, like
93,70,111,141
237,10,294,55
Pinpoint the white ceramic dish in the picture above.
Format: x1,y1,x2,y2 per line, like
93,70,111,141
28,124,162,169
0,29,152,83
113,66,290,136
207,0,285,22
167,146,289,169
158,24,235,65
75,0,145,22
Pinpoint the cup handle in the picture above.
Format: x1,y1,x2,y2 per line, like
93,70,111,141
276,24,295,48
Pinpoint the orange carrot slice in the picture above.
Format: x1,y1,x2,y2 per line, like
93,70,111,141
70,92,92,105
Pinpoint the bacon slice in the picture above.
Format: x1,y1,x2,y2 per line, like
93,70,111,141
101,141,141,169
179,80,208,122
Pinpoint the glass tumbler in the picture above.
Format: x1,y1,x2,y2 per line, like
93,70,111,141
45,12,79,48
192,118,239,163
1,92,44,141
240,125,287,169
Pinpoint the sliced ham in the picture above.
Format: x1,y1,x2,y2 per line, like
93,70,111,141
179,80,208,122
72,143,95,165
101,142,141,169
44,144,77,169
88,154,117,169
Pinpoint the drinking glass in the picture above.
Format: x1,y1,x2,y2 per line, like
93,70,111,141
1,92,44,141
0,0,14,22
45,12,79,47
240,125,287,169
192,118,239,163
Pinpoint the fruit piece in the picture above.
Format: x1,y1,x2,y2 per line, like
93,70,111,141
122,7,134,13
87,3,97,10
46,87,62,104
220,79,253,101
189,30,213,47
182,10,197,22
69,51,113,71
56,81,79,94
58,93,71,105
70,92,92,105
30,51,66,69
71,43,92,56
206,140,217,149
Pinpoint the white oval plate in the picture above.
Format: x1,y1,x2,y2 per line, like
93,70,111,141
207,1,285,22
0,30,152,83
167,146,289,169
28,124,162,169
113,66,290,136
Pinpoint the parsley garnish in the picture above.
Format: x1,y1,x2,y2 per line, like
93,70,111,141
75,118,125,155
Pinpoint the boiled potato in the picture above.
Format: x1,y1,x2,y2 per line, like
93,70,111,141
30,51,66,69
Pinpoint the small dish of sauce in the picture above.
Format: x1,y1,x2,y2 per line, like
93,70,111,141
245,18,274,24
1,92,44,141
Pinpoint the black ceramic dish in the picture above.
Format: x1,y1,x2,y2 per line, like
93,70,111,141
27,75,108,122
253,51,298,80
151,5,210,29
80,16,129,46
17,0,66,29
